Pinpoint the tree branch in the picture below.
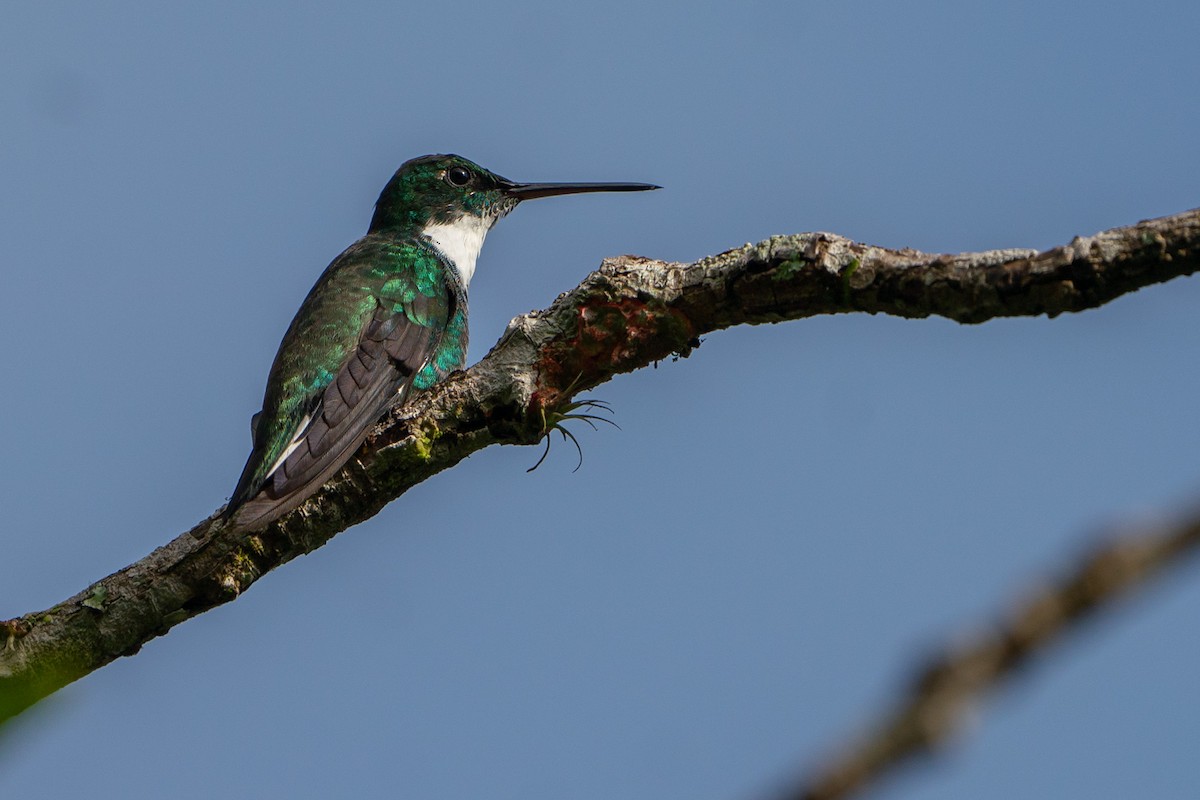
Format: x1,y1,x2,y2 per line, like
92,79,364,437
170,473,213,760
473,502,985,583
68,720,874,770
3,207,1198,724
788,510,1200,800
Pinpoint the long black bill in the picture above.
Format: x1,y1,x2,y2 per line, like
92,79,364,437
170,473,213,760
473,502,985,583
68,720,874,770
504,181,660,200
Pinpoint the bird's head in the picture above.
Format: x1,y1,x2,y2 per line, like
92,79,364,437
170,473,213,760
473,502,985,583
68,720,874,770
369,153,658,234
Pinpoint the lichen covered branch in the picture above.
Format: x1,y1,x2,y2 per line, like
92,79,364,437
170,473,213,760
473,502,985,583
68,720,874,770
2,207,1197,724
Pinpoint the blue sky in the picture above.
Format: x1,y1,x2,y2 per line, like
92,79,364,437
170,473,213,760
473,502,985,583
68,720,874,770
3,2,1199,798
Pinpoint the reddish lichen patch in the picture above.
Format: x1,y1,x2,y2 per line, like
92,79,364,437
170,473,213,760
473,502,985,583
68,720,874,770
2,618,31,649
532,295,695,411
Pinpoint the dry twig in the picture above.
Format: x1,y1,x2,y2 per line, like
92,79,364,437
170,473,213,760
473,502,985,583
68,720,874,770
789,513,1200,800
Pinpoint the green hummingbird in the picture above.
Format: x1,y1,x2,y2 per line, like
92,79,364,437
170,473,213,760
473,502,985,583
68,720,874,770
224,154,658,529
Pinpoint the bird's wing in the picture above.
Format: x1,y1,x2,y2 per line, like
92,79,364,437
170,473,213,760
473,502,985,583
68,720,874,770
226,242,455,528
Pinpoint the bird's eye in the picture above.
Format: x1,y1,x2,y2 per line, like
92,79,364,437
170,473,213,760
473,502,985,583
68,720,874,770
445,166,472,187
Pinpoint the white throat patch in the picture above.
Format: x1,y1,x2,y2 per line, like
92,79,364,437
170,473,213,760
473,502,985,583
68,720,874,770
422,214,492,288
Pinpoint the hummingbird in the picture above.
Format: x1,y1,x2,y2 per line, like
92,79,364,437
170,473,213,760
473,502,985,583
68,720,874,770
224,154,658,529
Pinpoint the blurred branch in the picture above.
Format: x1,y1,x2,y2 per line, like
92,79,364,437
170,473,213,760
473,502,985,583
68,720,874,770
789,512,1200,800
2,207,1198,725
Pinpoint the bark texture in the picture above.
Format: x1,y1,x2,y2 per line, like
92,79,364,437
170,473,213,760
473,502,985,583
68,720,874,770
2,207,1198,725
